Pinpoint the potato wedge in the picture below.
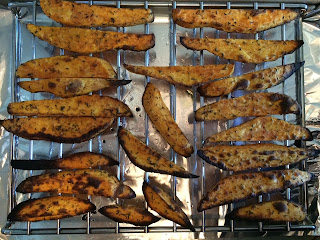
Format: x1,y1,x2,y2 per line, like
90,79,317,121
227,200,306,222
143,181,195,231
198,169,312,211
16,169,136,198
7,95,132,118
18,78,131,98
173,9,298,33
195,92,300,121
206,116,313,143
8,196,95,222
40,0,154,27
99,205,160,226
198,62,304,97
27,24,155,53
0,117,113,143
180,38,303,63
142,83,193,157
197,143,313,172
16,56,116,79
11,152,118,170
118,127,198,178
124,64,234,86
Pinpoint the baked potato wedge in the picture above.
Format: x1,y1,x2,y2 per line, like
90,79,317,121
11,152,118,170
195,92,300,121
16,56,116,79
118,127,198,178
142,83,193,157
180,38,303,63
198,62,304,97
173,9,298,33
0,117,113,143
206,116,313,143
124,64,234,86
99,204,160,226
143,181,195,231
16,169,136,199
7,95,132,118
7,196,96,222
18,78,131,98
198,169,312,211
27,24,155,54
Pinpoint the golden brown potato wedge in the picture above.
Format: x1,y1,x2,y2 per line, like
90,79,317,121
143,181,195,231
27,24,155,54
16,169,136,199
16,56,116,79
198,62,304,97
173,9,298,33
198,169,312,211
195,92,300,121
7,196,96,222
11,152,118,170
206,116,313,143
142,83,193,157
40,0,154,27
7,95,132,118
0,117,113,143
180,38,303,63
99,204,160,226
118,127,198,178
18,78,131,98
124,64,234,86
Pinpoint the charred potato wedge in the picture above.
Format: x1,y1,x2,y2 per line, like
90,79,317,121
118,127,198,178
40,0,154,27
195,92,300,121
8,196,96,222
27,24,155,53
180,38,303,63
198,169,312,211
16,56,116,79
173,9,298,33
99,204,160,226
0,117,113,143
7,95,132,118
143,181,195,231
124,64,234,87
206,116,313,143
16,169,136,199
142,83,193,157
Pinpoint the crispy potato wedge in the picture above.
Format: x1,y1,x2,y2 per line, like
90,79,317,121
118,127,198,178
206,116,313,143
198,169,312,211
11,152,118,170
173,9,298,33
180,38,303,63
40,0,154,27
124,64,234,86
7,95,132,118
227,200,306,222
99,204,160,226
0,117,113,143
18,78,131,98
198,62,304,97
197,143,313,172
27,24,155,53
16,56,116,79
142,83,193,157
195,92,300,121
143,181,195,231
7,196,95,222
16,169,136,198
